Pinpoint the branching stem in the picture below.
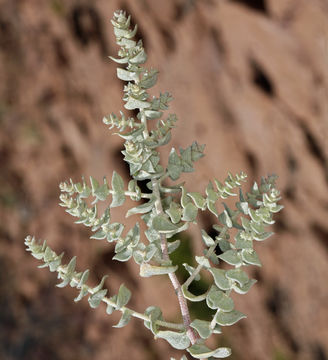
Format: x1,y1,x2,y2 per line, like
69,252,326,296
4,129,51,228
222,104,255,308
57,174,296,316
57,264,185,331
152,179,198,344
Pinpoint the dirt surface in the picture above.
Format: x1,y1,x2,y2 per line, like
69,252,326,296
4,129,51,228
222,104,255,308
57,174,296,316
0,1,328,359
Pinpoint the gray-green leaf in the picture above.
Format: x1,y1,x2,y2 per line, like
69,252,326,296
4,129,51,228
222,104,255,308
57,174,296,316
116,284,131,309
209,268,232,291
156,331,190,350
182,202,198,222
126,197,156,217
113,309,132,328
140,263,178,277
226,269,249,287
241,249,262,267
190,319,212,339
215,310,246,326
111,172,125,207
152,214,179,234
201,229,215,247
187,344,231,359
218,250,242,266
88,289,107,308
206,286,234,312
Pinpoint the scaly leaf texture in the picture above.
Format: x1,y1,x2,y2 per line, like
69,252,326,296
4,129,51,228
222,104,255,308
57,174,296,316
25,9,284,359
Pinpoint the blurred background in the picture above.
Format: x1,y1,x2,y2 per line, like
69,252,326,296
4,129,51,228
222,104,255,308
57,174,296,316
0,0,327,359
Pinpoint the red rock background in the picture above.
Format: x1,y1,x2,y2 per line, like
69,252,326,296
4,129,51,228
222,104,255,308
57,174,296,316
0,0,327,359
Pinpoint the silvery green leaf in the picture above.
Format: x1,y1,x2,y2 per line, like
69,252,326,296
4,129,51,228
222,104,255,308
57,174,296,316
165,202,182,224
195,256,211,268
208,268,231,291
113,309,132,328
90,176,99,192
207,199,218,217
129,48,147,64
253,231,274,241
106,295,117,315
208,252,220,265
145,226,160,242
92,275,108,293
91,229,107,240
270,204,284,213
206,286,234,312
156,330,190,350
116,284,131,309
249,208,262,223
219,210,232,228
140,263,178,277
126,197,156,217
190,319,212,339
77,270,90,288
206,182,219,203
159,182,184,193
144,306,163,334
241,249,262,267
133,250,144,265
88,289,107,308
217,238,232,252
106,301,115,315
117,37,136,48
241,217,251,231
188,192,206,210
181,285,208,302
144,110,163,119
43,246,56,263
250,221,265,234
152,214,179,234
111,172,125,207
235,231,253,249
109,55,128,64
167,149,182,180
187,344,231,359
201,230,215,247
112,248,133,262
140,69,158,88
117,68,139,82
180,185,191,208
128,222,140,247
182,202,198,222
113,26,131,38
167,239,181,254
66,256,77,276
48,254,63,272
128,180,141,201
218,250,242,266
226,269,249,287
117,125,144,140
124,97,150,110
232,279,257,294
215,310,246,326
106,222,124,242
183,263,200,281
144,244,158,262
74,285,88,302
237,201,249,214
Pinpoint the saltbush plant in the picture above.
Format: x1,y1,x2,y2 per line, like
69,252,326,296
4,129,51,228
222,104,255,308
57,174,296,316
25,10,283,359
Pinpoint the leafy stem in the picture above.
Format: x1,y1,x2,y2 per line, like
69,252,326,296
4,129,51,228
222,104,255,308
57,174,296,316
152,178,198,344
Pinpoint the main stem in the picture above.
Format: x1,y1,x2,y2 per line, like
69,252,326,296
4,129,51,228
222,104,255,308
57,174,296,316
140,108,197,344
152,179,198,344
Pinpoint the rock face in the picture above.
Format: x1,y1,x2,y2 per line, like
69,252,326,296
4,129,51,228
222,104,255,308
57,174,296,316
0,1,327,359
